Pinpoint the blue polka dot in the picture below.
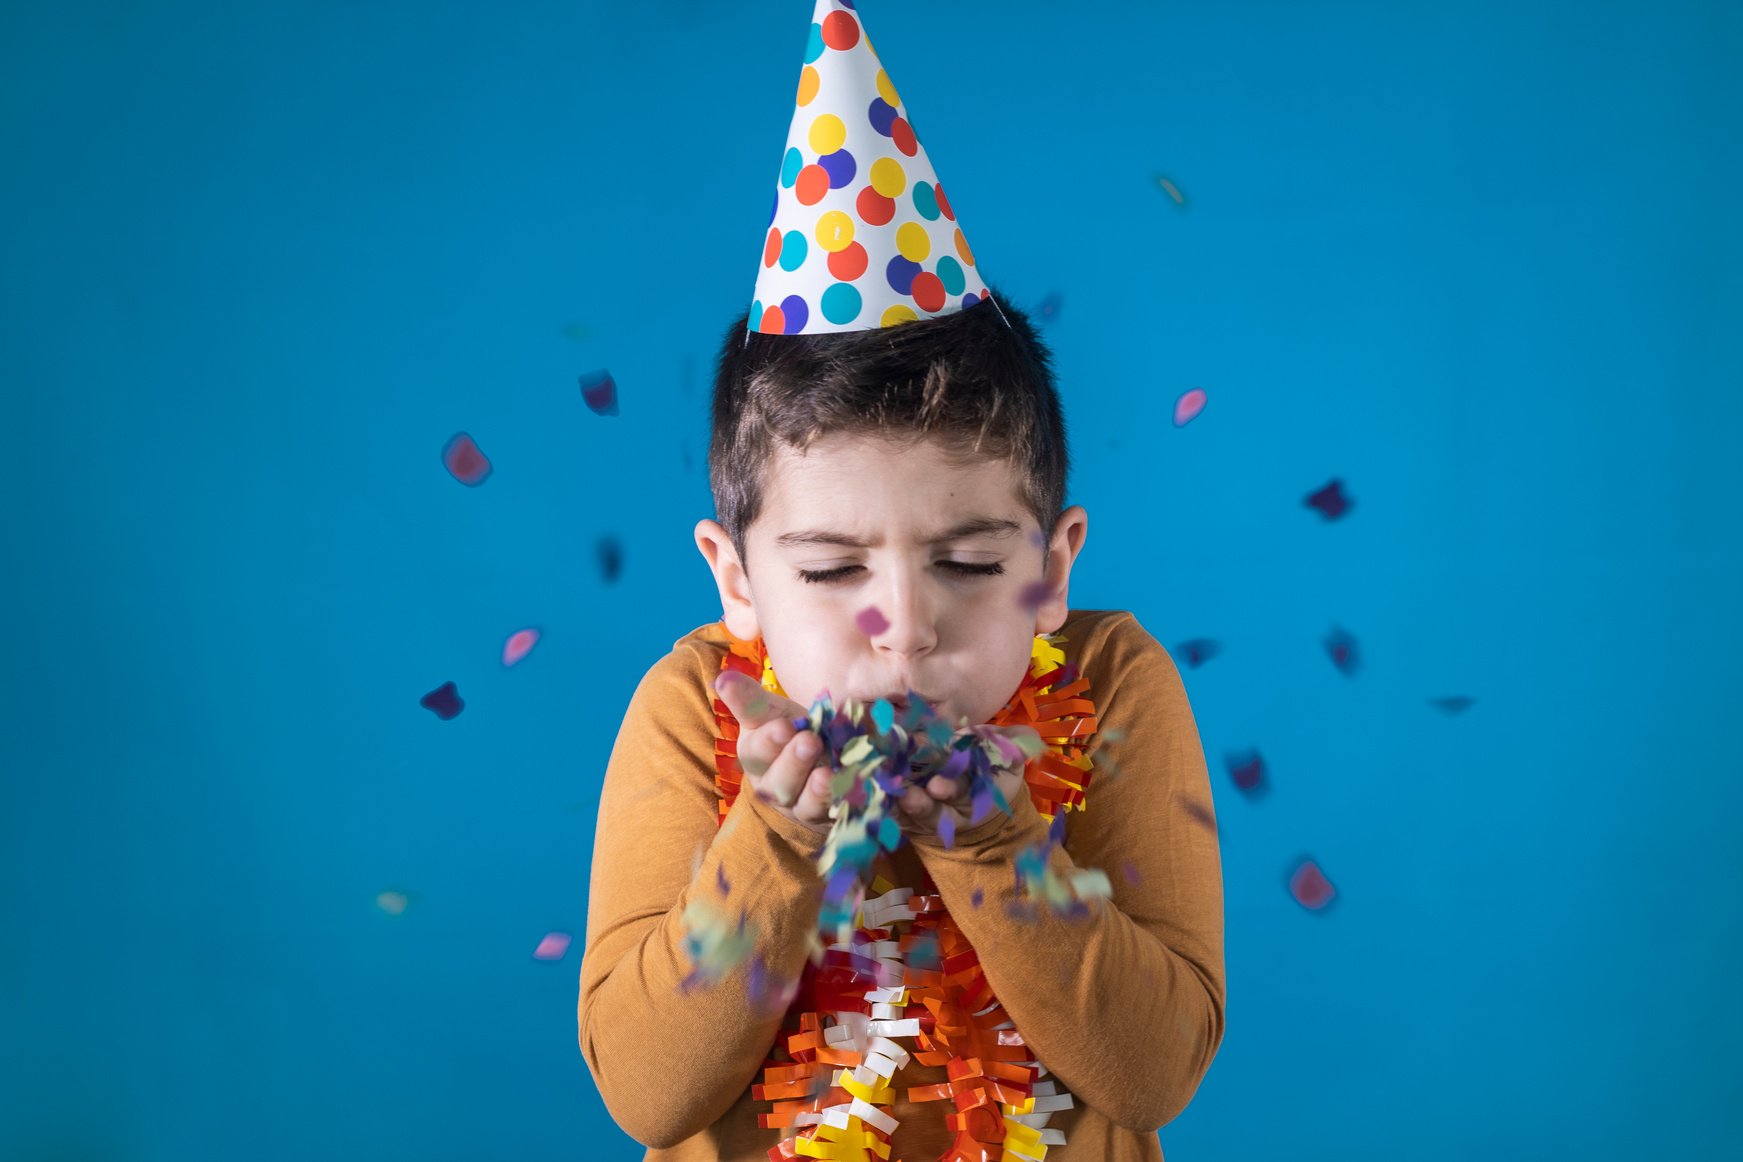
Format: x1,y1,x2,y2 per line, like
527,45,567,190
936,256,966,296
885,256,921,295
780,230,808,272
819,148,857,189
821,283,863,325
769,190,778,226
912,181,940,221
751,299,764,327
867,98,897,137
804,23,824,63
781,147,803,189
780,294,809,334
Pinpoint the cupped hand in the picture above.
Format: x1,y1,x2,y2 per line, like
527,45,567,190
713,670,834,834
894,724,1041,840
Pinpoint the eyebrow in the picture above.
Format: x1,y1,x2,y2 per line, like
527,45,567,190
774,515,1023,549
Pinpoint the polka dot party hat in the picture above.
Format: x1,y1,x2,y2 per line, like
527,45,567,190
750,0,990,336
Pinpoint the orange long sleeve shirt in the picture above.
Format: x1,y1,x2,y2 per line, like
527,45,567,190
578,609,1226,1160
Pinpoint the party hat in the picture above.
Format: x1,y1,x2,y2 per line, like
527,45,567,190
749,0,990,336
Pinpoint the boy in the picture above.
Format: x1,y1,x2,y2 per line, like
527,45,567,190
579,3,1224,1159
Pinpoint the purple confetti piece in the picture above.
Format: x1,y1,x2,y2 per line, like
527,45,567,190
938,810,956,849
1287,856,1337,912
855,605,890,636
1225,748,1268,799
1121,860,1141,885
1324,626,1360,675
597,535,624,583
1176,638,1221,668
419,681,464,720
1305,478,1353,520
717,864,730,897
1017,579,1051,613
971,888,984,909
578,368,619,416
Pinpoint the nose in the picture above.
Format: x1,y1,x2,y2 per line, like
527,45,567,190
872,563,937,660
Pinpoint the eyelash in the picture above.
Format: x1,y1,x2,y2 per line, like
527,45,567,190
798,562,1006,585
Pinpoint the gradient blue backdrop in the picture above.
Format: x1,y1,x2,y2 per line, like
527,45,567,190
4,1,1739,1158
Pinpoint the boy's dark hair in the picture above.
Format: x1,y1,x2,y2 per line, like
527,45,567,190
707,290,1070,572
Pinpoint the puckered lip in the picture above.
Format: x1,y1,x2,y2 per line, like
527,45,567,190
859,690,941,711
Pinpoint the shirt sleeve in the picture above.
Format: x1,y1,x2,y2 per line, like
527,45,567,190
577,638,828,1150
907,611,1227,1134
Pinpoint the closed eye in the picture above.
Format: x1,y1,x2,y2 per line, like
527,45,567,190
797,562,1006,585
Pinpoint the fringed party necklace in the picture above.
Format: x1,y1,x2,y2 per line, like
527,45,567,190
709,628,1103,1162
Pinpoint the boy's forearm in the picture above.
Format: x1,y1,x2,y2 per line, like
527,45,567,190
578,788,825,1149
910,793,1226,1135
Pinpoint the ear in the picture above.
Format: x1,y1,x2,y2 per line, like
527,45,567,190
1032,505,1088,635
694,518,761,641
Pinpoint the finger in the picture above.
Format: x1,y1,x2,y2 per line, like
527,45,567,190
739,717,796,778
790,762,836,827
714,670,804,729
758,728,822,809
925,775,960,802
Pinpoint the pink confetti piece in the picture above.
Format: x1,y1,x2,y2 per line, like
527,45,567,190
1037,292,1063,321
1172,388,1207,427
1305,478,1354,520
1430,696,1476,715
419,681,464,720
1155,175,1188,206
532,931,572,961
441,432,492,486
578,368,619,416
1176,792,1218,835
501,627,540,667
1324,626,1360,675
1287,858,1337,912
855,605,890,636
1176,638,1220,667
1017,579,1051,613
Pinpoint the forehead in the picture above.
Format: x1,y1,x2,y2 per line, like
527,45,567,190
761,432,1024,528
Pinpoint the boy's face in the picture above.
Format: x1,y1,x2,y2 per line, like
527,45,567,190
696,432,1088,727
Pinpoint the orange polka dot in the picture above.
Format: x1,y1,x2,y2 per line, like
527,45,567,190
829,241,869,281
821,11,860,51
763,227,783,268
796,66,820,107
910,272,946,312
954,228,974,266
795,165,831,207
857,186,896,226
760,305,786,334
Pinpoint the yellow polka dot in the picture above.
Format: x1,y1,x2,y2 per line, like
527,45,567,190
954,228,975,267
876,69,900,109
869,157,907,198
809,113,846,156
797,66,820,107
816,211,855,253
881,304,918,328
896,222,930,263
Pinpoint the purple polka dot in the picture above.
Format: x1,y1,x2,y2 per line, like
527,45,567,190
819,148,857,190
868,98,897,136
780,294,809,334
886,256,921,295
769,190,778,226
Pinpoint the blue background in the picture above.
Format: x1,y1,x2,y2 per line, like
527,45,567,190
3,0,1739,1158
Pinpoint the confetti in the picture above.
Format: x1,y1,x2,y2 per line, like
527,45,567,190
1324,626,1360,676
1177,792,1218,835
501,627,540,667
578,368,620,416
680,899,757,989
1305,478,1354,520
441,432,492,486
1286,857,1337,912
1172,388,1207,427
971,887,984,909
1225,748,1268,799
559,322,593,342
533,931,572,961
717,864,731,897
855,605,890,636
597,535,624,583
1121,860,1140,885
1037,292,1063,321
1176,638,1221,668
1155,175,1188,206
1430,696,1476,715
375,890,410,915
419,681,464,720
1017,579,1051,613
